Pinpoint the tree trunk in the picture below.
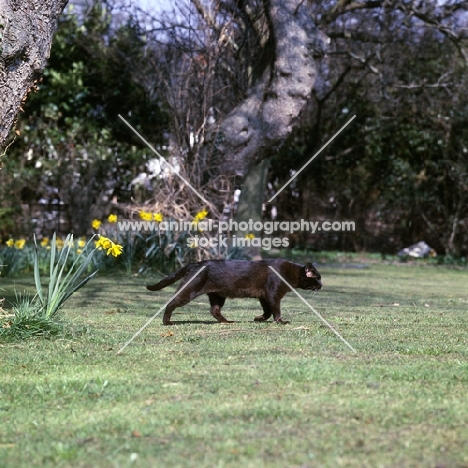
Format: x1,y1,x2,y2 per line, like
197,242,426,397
234,158,270,259
0,0,68,149
207,0,329,180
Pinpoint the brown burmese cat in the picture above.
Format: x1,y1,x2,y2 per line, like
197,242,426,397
146,259,322,325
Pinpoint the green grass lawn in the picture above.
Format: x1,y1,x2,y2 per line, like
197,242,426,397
1,262,468,467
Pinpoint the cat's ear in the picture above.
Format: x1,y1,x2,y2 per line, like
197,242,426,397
304,263,316,278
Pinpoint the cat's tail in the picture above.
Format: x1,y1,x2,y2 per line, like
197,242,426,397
146,265,189,291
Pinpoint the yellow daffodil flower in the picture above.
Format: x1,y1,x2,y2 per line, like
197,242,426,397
245,233,255,240
95,235,113,250
153,213,163,223
6,239,14,247
194,209,208,221
106,243,123,257
15,239,26,249
78,238,86,248
108,214,117,223
139,211,152,221
92,219,102,230
40,237,49,247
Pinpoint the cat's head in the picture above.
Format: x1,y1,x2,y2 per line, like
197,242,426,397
300,263,322,291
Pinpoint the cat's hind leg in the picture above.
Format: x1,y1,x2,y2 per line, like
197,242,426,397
163,291,192,325
162,276,203,325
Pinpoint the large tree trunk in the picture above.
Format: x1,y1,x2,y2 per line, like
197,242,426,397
205,0,328,258
0,0,68,148
234,158,270,259
207,0,329,179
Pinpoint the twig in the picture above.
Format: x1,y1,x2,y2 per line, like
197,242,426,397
190,325,311,336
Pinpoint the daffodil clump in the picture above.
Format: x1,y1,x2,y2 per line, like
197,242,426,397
5,236,88,252
95,235,123,257
91,213,118,231
1,238,30,277
1,232,123,279
1,231,124,340
5,238,26,249
139,211,152,221
34,233,122,316
89,215,124,258
138,211,163,222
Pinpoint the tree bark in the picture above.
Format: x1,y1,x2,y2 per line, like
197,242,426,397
0,0,68,149
207,0,329,179
234,158,270,259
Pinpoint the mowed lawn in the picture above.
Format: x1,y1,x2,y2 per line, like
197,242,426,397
1,262,467,467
